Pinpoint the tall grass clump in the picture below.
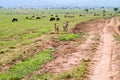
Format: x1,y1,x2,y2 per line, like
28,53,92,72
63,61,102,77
59,34,79,41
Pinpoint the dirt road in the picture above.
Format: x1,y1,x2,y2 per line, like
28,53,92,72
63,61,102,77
88,18,120,80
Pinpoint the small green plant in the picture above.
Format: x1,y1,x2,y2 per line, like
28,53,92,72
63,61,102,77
92,34,100,41
0,49,9,54
113,34,120,43
59,34,79,41
55,61,87,80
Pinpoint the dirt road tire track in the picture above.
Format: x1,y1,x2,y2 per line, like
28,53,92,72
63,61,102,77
87,18,120,80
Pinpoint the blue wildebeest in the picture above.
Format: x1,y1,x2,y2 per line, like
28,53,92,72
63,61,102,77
36,17,41,19
49,17,55,21
12,18,18,22
56,17,60,21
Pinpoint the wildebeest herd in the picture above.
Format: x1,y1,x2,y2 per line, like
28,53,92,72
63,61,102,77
11,15,61,22
11,13,116,34
11,14,69,34
11,12,116,22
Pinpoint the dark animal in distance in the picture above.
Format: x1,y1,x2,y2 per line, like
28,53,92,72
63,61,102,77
50,17,55,21
36,17,41,19
79,14,83,16
12,18,18,22
51,15,53,16
26,17,29,19
25,17,34,20
56,17,60,21
79,14,86,17
32,16,35,18
55,15,58,17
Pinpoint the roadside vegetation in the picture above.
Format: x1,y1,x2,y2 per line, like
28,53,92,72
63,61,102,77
113,34,120,43
59,34,79,41
0,49,54,80
27,61,88,80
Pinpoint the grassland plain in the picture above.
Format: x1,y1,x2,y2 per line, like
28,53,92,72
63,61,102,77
0,8,119,80
0,8,114,50
0,8,104,65
0,49,54,80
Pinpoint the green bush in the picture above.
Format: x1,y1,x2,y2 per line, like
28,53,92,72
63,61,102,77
59,34,79,41
113,34,120,41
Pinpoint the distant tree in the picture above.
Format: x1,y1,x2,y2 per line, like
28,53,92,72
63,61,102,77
101,6,104,8
0,6,3,9
84,9,89,13
20,7,23,9
103,10,106,13
114,8,119,13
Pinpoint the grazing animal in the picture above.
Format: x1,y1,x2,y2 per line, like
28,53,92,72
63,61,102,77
51,15,53,16
55,15,58,17
79,14,86,17
54,23,59,34
36,17,41,19
49,17,55,21
26,17,28,19
56,17,60,21
12,18,18,22
32,16,35,18
63,21,69,32
79,14,82,16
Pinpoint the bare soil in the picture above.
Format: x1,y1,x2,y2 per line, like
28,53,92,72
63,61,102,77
86,18,120,80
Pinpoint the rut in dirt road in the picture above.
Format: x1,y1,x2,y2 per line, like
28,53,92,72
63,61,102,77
88,18,119,80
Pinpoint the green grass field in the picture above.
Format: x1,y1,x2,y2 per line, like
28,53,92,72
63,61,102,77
0,8,120,80
0,8,116,50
